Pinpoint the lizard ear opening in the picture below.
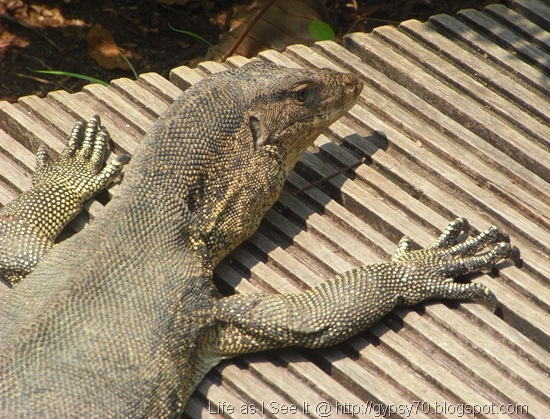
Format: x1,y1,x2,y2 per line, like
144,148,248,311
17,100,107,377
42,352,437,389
249,115,270,147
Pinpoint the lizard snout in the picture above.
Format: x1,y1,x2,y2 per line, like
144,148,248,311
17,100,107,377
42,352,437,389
343,73,363,97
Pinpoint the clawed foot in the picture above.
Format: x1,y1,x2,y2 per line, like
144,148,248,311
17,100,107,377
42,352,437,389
392,218,520,311
32,115,130,200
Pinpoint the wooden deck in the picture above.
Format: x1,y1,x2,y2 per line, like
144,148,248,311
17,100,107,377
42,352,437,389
1,0,548,417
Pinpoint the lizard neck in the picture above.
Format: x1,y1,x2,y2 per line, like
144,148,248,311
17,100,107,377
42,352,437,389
116,150,285,273
113,106,287,272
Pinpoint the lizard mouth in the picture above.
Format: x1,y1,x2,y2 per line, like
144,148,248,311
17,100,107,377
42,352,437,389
312,93,361,127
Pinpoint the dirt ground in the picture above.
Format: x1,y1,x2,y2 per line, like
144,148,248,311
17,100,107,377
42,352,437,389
0,0,502,102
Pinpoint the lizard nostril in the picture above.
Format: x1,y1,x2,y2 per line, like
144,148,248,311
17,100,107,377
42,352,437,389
343,76,362,96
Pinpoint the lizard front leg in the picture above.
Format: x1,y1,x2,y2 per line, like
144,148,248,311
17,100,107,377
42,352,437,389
214,218,520,357
0,116,129,285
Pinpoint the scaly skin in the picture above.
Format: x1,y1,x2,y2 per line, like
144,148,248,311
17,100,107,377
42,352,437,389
0,61,518,417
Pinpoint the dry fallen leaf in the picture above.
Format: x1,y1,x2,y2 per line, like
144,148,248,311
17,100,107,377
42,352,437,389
87,23,139,70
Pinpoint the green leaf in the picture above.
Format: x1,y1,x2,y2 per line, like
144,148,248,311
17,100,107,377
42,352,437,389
119,52,138,80
308,20,336,42
168,23,223,61
168,23,214,47
31,70,109,86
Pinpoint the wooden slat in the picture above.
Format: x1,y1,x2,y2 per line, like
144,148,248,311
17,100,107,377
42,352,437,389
428,12,550,96
0,1,548,418
457,8,550,72
512,0,550,29
485,4,550,48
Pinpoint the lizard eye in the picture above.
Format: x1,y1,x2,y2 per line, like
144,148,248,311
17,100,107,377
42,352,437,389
294,85,310,104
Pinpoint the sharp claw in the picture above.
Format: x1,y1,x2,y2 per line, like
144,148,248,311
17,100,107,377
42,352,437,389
113,154,131,166
510,245,522,268
460,217,470,235
482,287,498,312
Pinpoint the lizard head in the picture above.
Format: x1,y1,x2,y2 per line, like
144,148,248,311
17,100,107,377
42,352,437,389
240,60,363,173
190,61,363,267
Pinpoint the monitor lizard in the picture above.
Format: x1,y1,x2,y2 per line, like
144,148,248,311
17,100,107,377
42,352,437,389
0,61,518,416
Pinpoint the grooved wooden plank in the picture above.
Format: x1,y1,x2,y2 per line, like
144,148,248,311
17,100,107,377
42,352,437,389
243,353,353,419
403,311,548,417
0,182,17,207
486,4,550,49
311,40,550,222
278,187,396,266
136,72,183,102
458,303,550,373
401,17,550,123
262,41,547,400
457,8,550,72
263,208,359,274
0,100,66,154
228,244,296,294
288,42,550,346
16,96,83,154
197,61,232,75
345,84,547,253
428,13,550,95
510,0,550,29
286,169,396,257
270,16,548,416
214,259,258,294
109,77,172,117
247,231,327,289
169,66,208,91
0,127,35,171
218,362,311,419
371,320,498,409
294,41,549,267
372,26,550,147
281,352,368,415
45,90,139,154
82,83,156,135
427,307,550,399
322,344,424,416
342,34,549,182
0,145,31,193
191,375,251,419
